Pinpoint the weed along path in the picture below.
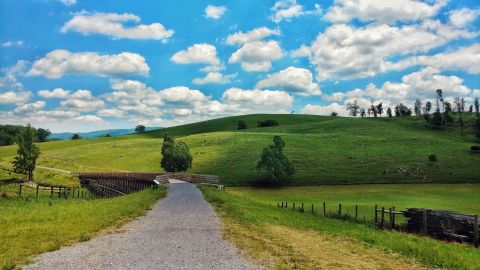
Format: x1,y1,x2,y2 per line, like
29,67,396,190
24,182,259,270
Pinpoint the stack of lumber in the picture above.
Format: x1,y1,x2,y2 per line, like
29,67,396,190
404,208,477,243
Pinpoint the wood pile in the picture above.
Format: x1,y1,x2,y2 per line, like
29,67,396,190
404,208,478,244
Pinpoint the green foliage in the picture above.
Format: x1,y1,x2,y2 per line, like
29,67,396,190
428,153,437,162
71,133,81,140
430,111,443,128
160,134,192,172
394,103,412,117
237,120,247,130
135,125,146,133
475,118,480,141
425,101,432,114
11,125,40,181
256,136,295,185
36,128,51,142
386,107,392,118
330,112,338,117
257,119,279,127
0,125,50,146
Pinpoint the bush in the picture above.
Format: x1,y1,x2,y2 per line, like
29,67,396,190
428,154,438,162
471,145,480,151
256,135,295,185
257,120,279,128
237,120,247,130
71,134,81,140
160,134,192,172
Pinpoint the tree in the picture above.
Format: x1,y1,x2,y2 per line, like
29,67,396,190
387,107,392,118
425,101,432,114
360,108,366,118
475,98,480,117
256,136,295,185
414,98,422,116
346,100,360,117
135,125,146,133
444,101,452,113
160,134,192,172
454,97,465,136
257,120,279,127
71,133,81,140
395,103,411,117
430,111,443,128
12,124,40,182
237,121,247,130
436,89,444,112
469,105,473,113
36,128,51,142
330,112,338,117
370,105,378,117
376,103,383,116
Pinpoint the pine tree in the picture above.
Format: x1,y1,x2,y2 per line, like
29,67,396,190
12,124,40,182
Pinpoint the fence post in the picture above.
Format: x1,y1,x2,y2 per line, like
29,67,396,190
36,185,39,198
285,202,288,208
381,207,385,229
389,208,393,229
293,202,295,211
281,201,284,208
51,187,53,197
474,214,478,248
301,203,304,213
374,205,378,224
323,202,326,216
392,207,396,229
19,185,22,196
58,188,61,198
355,205,358,220
422,209,427,235
311,204,314,214
338,204,342,217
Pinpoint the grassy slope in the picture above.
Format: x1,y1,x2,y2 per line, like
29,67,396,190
200,185,480,270
0,187,166,269
0,114,479,185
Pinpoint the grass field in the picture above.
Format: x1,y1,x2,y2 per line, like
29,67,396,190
1,114,479,186
200,185,480,270
0,186,166,269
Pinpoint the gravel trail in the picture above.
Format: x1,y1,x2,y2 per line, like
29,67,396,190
24,182,259,270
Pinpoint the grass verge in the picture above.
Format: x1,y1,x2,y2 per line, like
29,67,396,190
200,185,480,270
0,186,166,269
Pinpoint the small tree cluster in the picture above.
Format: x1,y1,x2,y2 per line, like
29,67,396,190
160,134,193,172
237,120,247,130
257,120,279,127
135,125,146,133
12,124,40,182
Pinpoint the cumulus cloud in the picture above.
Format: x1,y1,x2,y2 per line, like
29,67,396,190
226,27,280,46
0,91,32,104
256,67,320,96
192,72,236,85
222,88,293,112
59,0,76,6
38,88,71,98
60,89,105,112
1,40,23,47
449,8,480,28
27,49,149,79
324,0,447,24
13,101,46,115
171,43,222,71
0,60,29,92
205,5,227,19
293,22,477,81
61,12,174,41
301,103,347,116
385,43,480,74
229,41,283,72
271,0,320,23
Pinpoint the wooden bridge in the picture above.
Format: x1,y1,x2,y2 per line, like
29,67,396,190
73,172,220,198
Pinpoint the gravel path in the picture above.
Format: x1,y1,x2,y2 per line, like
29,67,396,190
24,182,259,270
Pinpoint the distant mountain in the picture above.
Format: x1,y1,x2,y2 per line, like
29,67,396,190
49,127,161,140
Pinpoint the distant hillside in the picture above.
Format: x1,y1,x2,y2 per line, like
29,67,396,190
49,127,161,140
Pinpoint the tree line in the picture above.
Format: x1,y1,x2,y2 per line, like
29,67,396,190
0,125,51,146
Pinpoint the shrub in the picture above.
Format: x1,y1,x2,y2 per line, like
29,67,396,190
160,134,192,172
237,120,247,130
71,133,81,140
428,154,438,162
471,145,480,151
257,120,279,128
256,135,295,185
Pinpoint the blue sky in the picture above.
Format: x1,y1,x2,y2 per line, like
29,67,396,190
0,0,479,132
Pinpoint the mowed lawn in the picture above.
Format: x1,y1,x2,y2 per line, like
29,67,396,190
1,114,479,186
200,185,480,270
0,187,166,269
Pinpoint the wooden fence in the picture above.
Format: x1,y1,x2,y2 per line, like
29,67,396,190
276,201,479,247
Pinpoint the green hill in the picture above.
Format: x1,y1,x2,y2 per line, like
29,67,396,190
1,114,479,186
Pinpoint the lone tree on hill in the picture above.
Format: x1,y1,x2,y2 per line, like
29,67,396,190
376,103,383,116
12,124,40,182
237,120,247,130
414,98,422,116
256,135,295,185
71,133,81,140
36,128,51,142
386,107,392,118
346,100,360,117
135,125,146,133
161,134,192,172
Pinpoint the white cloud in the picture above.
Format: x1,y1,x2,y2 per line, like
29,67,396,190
159,86,209,104
229,41,283,72
293,22,477,81
61,11,174,41
449,8,480,28
0,91,31,104
60,89,104,112
205,5,227,20
27,49,149,79
222,88,293,112
59,0,76,6
271,0,320,23
301,103,347,116
192,72,236,85
38,88,71,98
1,40,23,47
13,101,46,115
226,27,280,46
324,0,447,24
171,43,221,71
256,67,320,96
0,60,29,91
385,43,480,74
